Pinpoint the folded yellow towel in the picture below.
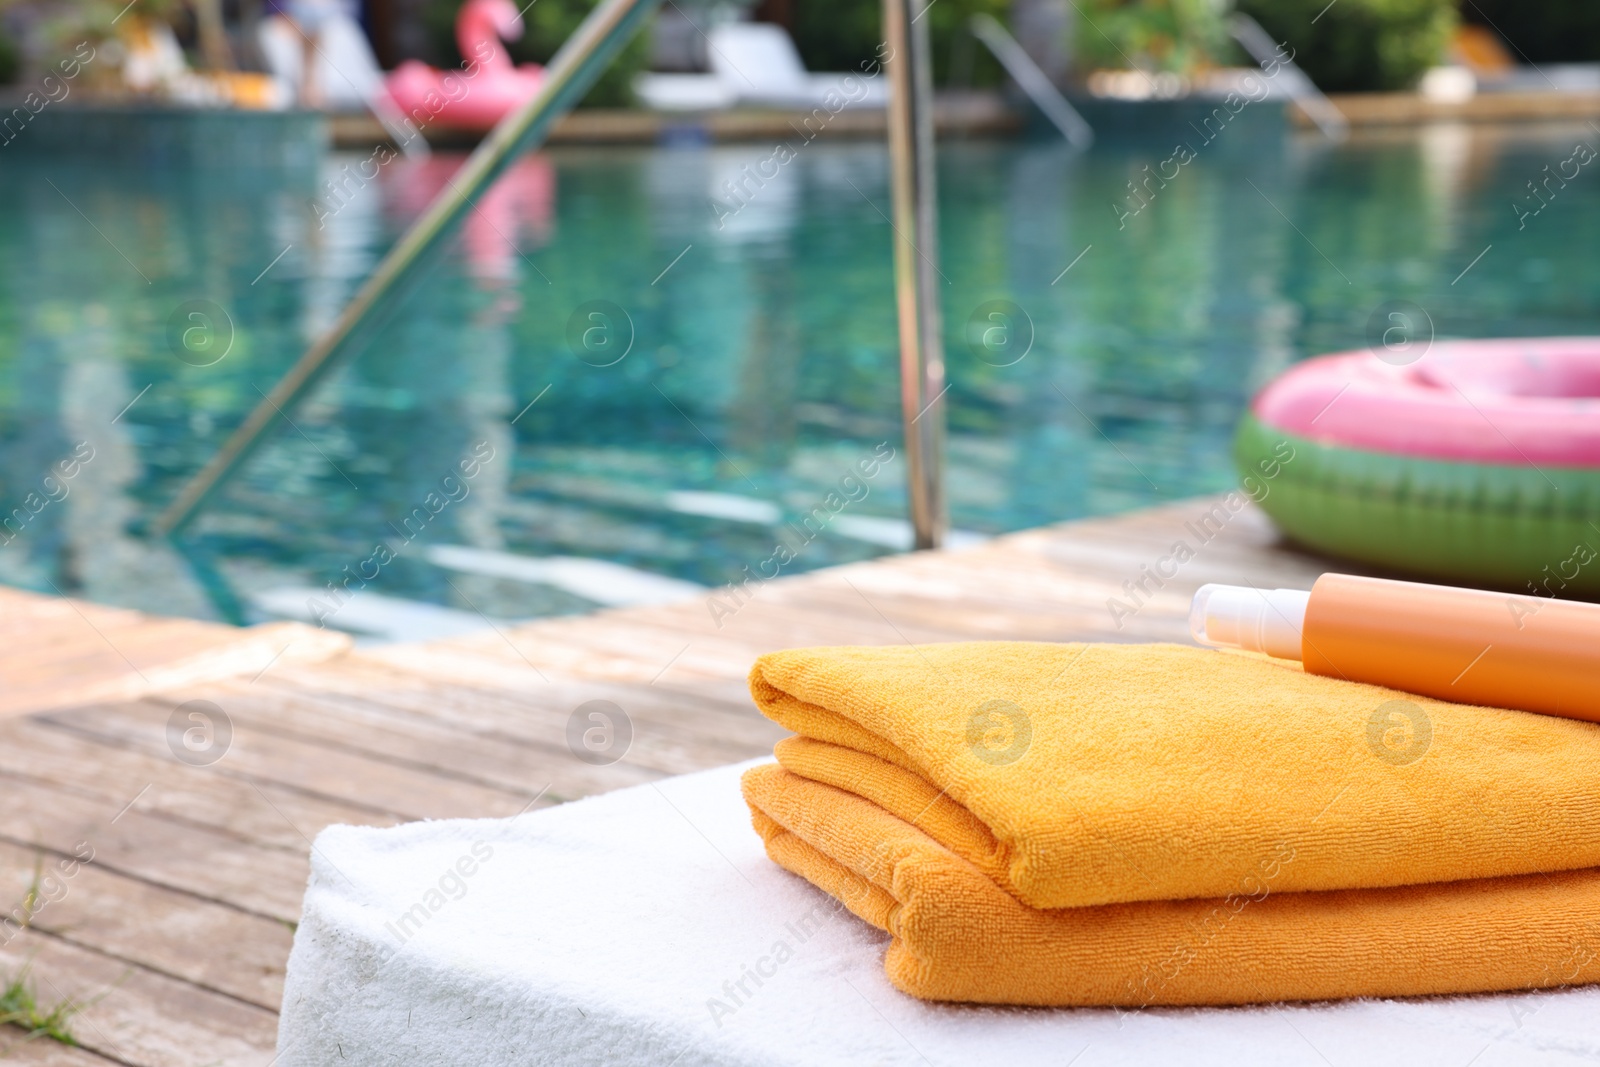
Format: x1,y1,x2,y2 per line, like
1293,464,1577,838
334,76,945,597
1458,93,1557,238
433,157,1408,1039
740,641,1600,1005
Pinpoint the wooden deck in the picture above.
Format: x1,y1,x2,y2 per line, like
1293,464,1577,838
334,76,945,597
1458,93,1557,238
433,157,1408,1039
328,92,1021,149
0,497,1360,1064
1292,89,1600,128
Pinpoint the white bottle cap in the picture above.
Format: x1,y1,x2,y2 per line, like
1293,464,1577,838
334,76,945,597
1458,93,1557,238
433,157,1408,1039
1189,584,1310,661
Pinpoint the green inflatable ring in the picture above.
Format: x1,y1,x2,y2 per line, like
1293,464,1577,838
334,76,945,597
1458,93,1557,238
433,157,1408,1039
1235,414,1600,596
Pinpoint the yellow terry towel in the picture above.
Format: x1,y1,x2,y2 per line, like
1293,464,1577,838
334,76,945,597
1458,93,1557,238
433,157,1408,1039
740,642,1600,1006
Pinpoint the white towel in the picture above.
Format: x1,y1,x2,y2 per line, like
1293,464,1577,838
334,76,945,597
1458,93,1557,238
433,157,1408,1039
277,761,1600,1065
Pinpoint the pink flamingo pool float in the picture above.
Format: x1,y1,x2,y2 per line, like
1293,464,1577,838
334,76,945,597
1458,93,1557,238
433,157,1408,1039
382,154,554,284
385,0,545,132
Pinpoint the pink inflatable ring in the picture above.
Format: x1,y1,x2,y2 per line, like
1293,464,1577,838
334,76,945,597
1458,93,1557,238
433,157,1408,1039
1236,337,1600,594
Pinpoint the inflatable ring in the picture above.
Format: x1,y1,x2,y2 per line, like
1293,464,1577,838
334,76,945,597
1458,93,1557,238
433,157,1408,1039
1235,337,1600,595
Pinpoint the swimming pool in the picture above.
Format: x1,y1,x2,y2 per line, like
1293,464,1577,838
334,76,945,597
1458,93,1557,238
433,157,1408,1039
2,121,1597,638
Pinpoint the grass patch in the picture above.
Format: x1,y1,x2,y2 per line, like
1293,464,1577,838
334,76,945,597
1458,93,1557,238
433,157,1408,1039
0,964,79,1043
2,855,83,1044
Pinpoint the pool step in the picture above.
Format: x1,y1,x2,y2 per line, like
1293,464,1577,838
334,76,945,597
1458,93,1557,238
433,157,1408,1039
249,587,510,644
423,545,706,607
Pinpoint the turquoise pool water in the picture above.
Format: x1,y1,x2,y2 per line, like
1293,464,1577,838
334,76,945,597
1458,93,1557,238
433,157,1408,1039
2,122,1598,636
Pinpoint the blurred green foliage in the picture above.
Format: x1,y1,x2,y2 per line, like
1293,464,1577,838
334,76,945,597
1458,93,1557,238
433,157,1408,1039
1236,0,1456,91
0,28,18,83
420,0,649,106
787,0,1007,87
1073,0,1234,74
1465,1,1600,63
0,0,184,50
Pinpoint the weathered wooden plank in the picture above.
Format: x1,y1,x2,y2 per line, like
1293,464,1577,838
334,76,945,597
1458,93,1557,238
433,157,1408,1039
190,679,667,800
0,1033,120,1064
0,927,277,1066
0,718,402,853
245,664,786,777
44,702,535,823
340,642,765,726
0,839,293,1010
0,770,312,923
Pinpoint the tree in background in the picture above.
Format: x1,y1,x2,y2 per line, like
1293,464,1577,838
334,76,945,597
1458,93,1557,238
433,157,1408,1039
785,0,1008,87
1234,0,1456,91
0,0,207,90
1072,0,1233,75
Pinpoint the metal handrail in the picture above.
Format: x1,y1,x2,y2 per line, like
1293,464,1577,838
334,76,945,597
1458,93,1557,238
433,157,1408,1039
152,0,662,537
1228,14,1347,141
158,0,952,557
968,14,1093,150
885,0,948,550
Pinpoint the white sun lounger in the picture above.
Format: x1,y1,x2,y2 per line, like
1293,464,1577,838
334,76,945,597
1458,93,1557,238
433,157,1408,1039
276,760,1600,1065
635,22,888,112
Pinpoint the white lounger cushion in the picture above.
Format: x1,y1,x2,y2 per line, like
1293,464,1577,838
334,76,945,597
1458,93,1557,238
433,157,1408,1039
633,72,741,112
707,23,887,109
277,760,1600,1065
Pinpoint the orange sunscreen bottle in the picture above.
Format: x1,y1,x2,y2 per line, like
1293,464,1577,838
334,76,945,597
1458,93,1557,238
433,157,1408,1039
1190,573,1600,723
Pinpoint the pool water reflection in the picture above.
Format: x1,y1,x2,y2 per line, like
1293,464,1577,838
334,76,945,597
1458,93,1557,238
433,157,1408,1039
1,122,1597,639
